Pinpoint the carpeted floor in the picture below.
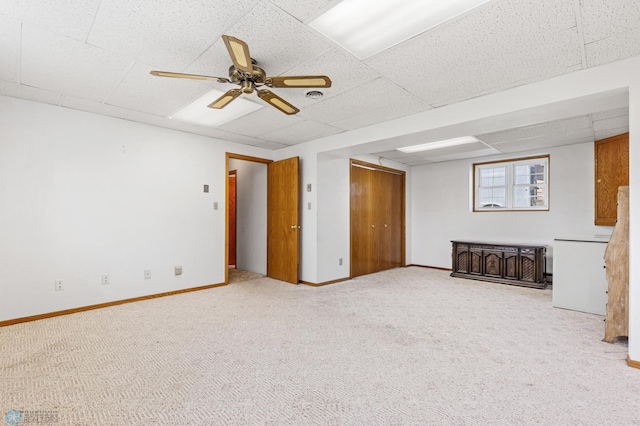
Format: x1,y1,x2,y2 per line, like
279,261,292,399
1,267,638,425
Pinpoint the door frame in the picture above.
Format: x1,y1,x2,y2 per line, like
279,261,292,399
349,159,406,278
227,170,237,267
225,153,272,284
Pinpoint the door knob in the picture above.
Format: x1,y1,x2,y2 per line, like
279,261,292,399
371,224,375,228
384,224,388,227
291,225,296,229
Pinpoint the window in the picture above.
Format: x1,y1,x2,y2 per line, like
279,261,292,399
473,155,549,211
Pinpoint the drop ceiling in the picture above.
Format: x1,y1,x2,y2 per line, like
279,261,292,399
0,0,636,161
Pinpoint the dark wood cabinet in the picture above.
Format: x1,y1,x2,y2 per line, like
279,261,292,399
451,241,547,288
595,133,628,226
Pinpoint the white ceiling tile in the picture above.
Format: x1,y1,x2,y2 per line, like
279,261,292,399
492,134,594,154
0,81,61,105
592,116,628,132
268,0,334,22
401,157,433,165
477,116,592,144
423,148,500,163
60,96,134,119
371,150,415,160
254,141,288,150
366,0,581,106
261,120,341,144
495,136,594,154
222,1,332,76
489,127,595,147
595,127,628,141
0,15,20,83
218,105,302,138
87,0,258,70
585,27,640,68
590,107,629,121
0,0,101,41
299,77,430,126
21,26,134,102
371,153,419,164
106,63,210,116
126,110,234,140
276,48,381,109
419,141,490,158
214,132,267,146
580,0,640,44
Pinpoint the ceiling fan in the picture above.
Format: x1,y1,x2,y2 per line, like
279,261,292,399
150,35,332,115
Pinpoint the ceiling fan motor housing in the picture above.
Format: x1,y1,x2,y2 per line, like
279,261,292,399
228,61,266,87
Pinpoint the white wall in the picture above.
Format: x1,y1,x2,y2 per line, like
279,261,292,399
410,142,613,271
0,96,272,322
228,159,267,275
317,156,350,282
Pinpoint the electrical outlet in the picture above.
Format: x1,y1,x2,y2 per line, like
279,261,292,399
55,279,64,291
339,258,343,266
144,270,151,280
102,275,110,285
308,202,312,210
307,183,312,192
175,266,182,276
213,202,218,210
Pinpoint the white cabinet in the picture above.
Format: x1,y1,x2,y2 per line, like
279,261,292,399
552,236,610,315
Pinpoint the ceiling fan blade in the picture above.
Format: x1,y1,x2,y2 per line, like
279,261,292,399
266,75,332,88
207,89,242,109
257,90,299,115
222,35,253,74
150,70,229,84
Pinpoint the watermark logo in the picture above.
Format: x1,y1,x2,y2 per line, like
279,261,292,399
5,411,21,426
4,410,59,425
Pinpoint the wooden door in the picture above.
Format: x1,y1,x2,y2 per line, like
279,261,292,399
228,171,237,266
350,164,376,277
267,157,299,284
350,160,405,278
595,133,628,225
384,170,403,270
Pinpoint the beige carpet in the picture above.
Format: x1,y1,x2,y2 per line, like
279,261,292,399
1,267,638,425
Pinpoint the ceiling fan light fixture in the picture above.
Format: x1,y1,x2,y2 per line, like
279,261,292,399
397,136,480,153
309,0,492,59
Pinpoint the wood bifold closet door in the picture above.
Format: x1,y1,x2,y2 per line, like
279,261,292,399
350,160,404,278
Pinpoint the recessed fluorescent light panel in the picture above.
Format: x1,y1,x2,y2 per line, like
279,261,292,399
397,136,480,153
309,0,491,59
170,89,262,127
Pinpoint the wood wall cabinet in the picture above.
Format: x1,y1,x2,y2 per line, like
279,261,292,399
451,241,547,288
595,133,628,226
350,160,405,278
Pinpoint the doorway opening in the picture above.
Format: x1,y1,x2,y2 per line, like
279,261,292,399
225,153,301,285
226,154,269,284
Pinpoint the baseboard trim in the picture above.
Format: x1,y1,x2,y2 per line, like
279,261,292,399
0,282,227,327
300,277,351,287
406,264,452,271
628,356,640,369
